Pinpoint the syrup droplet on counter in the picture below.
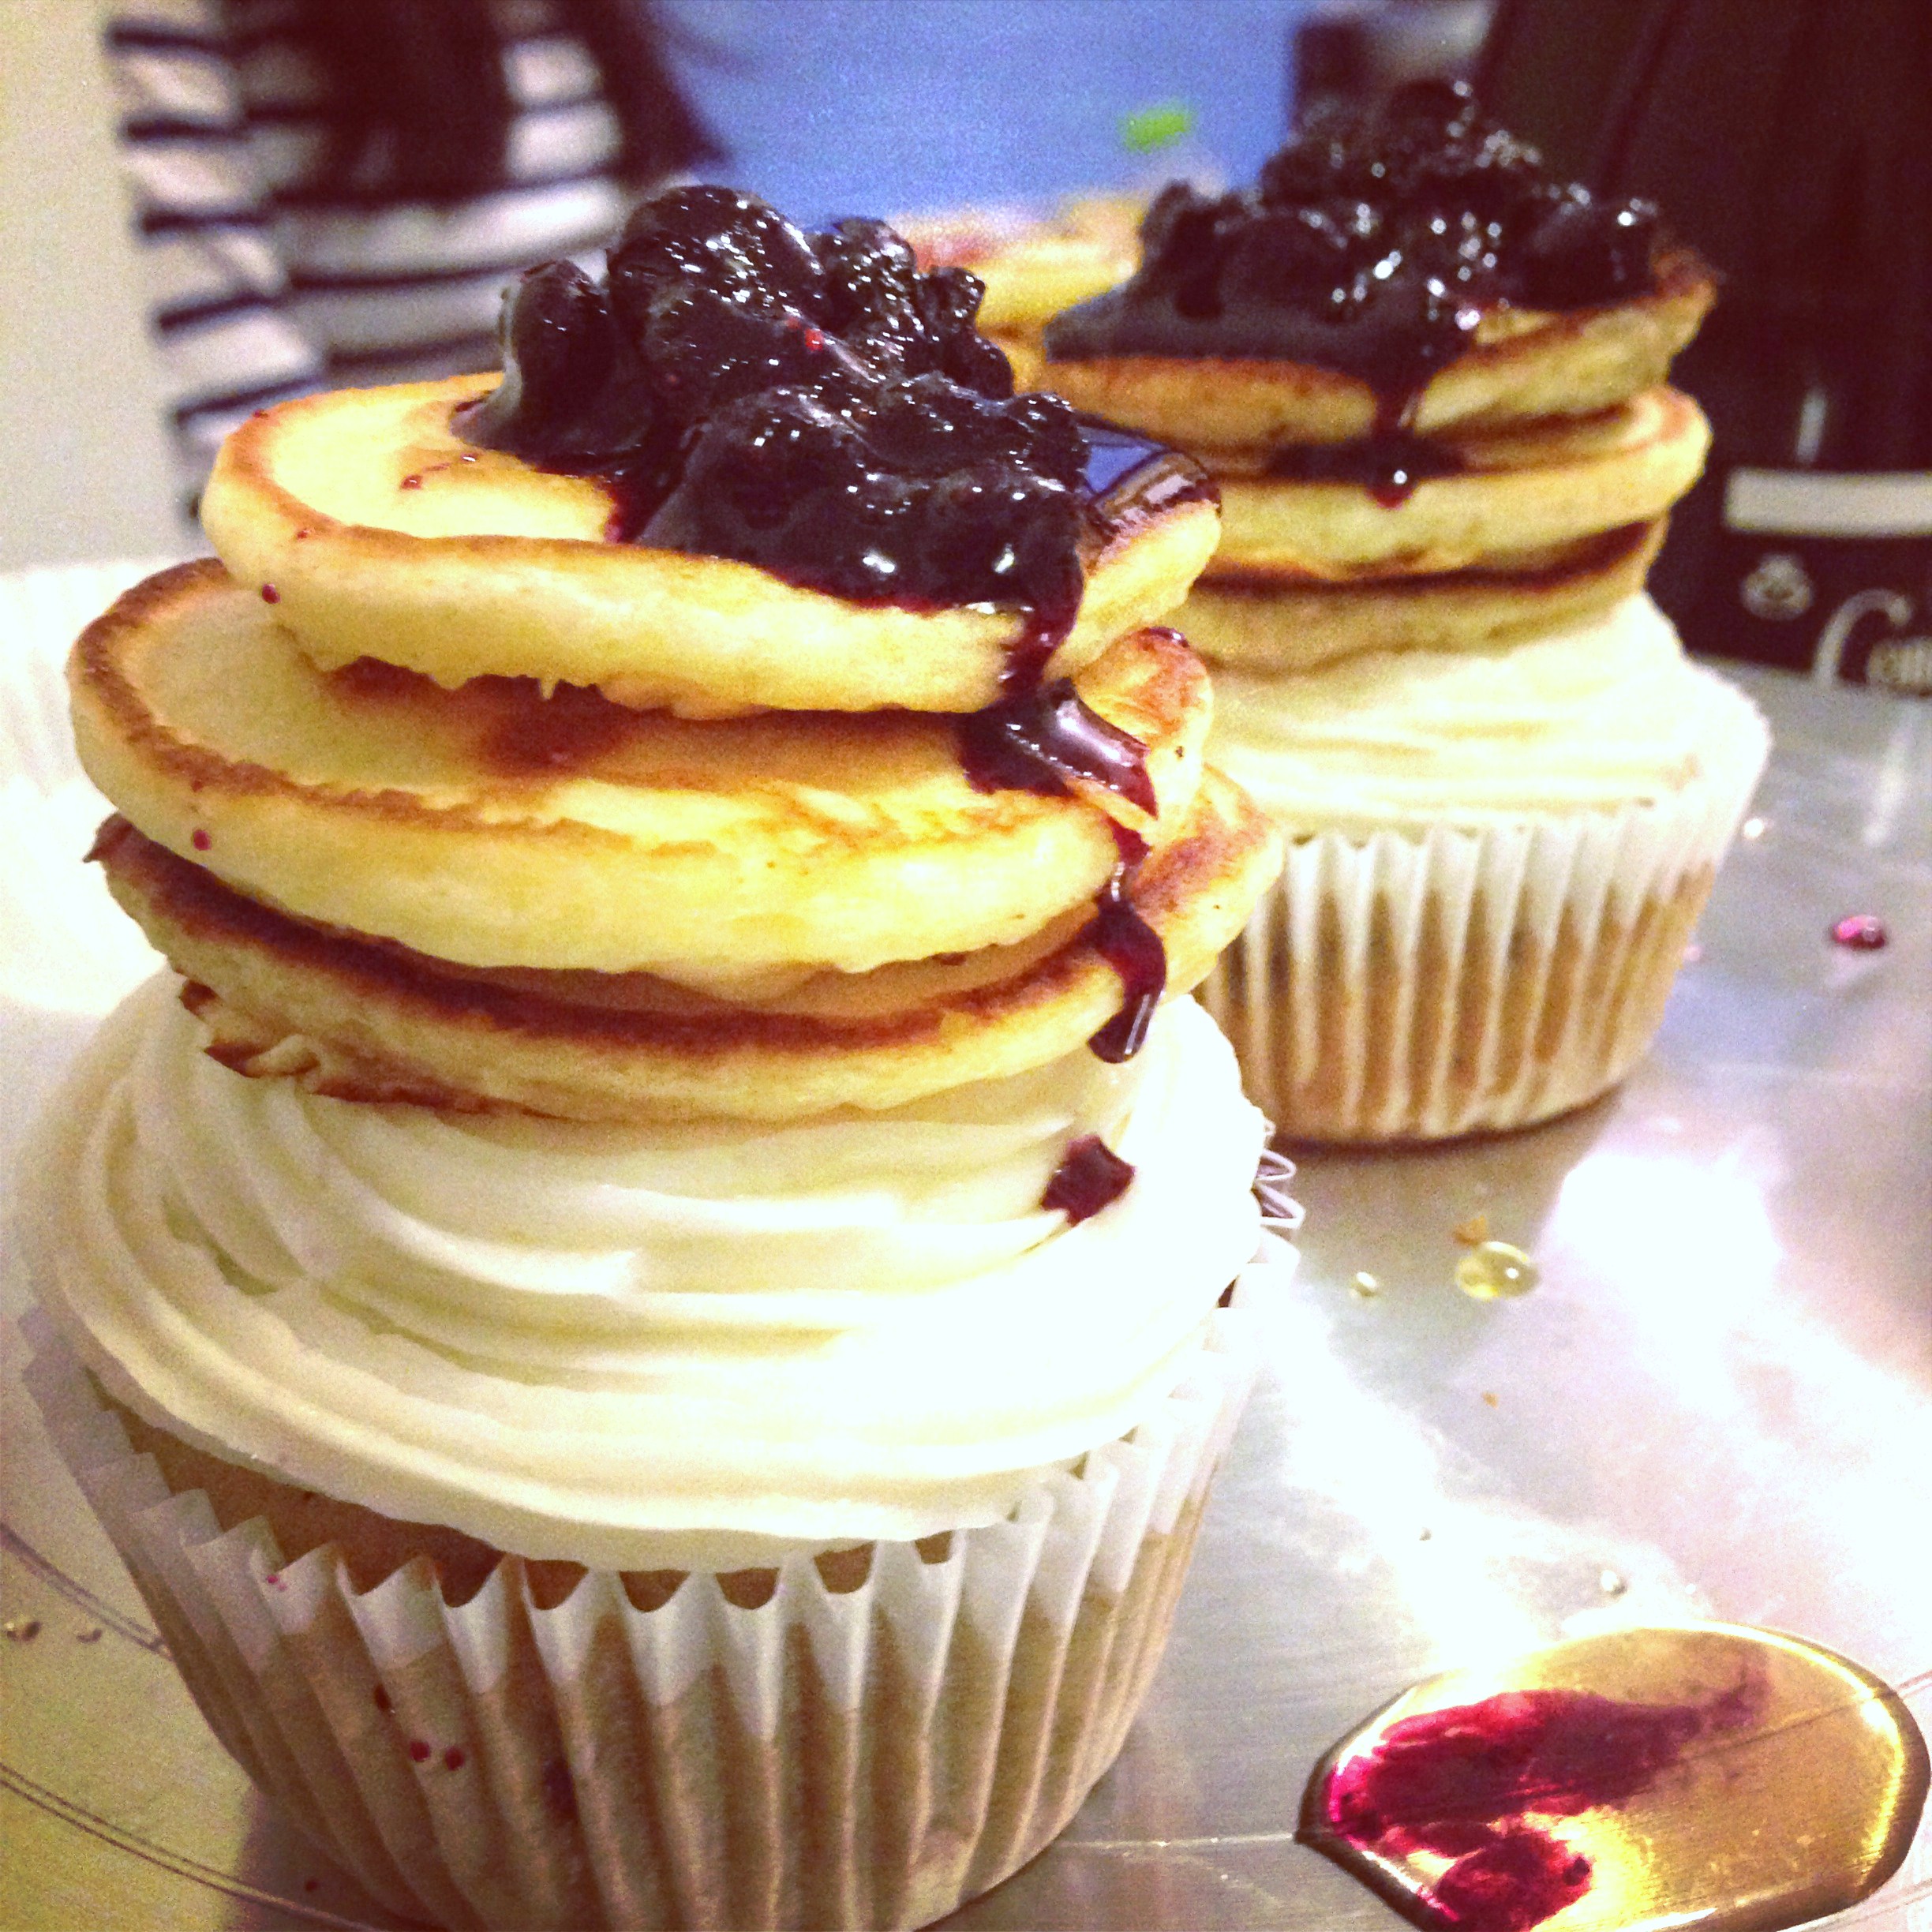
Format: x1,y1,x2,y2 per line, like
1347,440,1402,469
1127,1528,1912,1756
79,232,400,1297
1599,1569,1628,1597
4,1619,42,1642
1085,823,1166,1064
1300,1623,1929,1932
1041,1133,1136,1223
1830,914,1887,950
1456,1241,1540,1301
1351,1271,1383,1300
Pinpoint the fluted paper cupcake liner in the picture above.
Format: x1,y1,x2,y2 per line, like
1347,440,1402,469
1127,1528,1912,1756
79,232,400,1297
22,1233,1290,1931
1198,679,1769,1141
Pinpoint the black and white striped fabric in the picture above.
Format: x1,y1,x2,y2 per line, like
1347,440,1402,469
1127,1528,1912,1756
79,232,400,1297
107,0,635,519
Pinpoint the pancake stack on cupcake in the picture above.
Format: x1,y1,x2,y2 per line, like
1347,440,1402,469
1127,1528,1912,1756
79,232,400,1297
21,188,1286,1930
1043,83,1769,1143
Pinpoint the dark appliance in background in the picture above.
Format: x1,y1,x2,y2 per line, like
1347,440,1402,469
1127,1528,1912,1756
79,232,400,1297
1290,0,1493,125
1479,0,1932,693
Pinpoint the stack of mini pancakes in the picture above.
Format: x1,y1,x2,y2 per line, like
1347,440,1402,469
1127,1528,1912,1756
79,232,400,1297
72,371,1276,1129
1046,249,1713,690
1036,95,1769,1143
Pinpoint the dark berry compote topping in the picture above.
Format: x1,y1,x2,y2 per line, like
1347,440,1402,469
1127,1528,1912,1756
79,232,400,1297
1044,80,1664,428
1042,1133,1136,1223
465,184,1114,657
464,185,1196,1065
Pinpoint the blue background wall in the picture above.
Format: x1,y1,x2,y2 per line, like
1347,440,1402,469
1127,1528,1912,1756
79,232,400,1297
661,1,1312,223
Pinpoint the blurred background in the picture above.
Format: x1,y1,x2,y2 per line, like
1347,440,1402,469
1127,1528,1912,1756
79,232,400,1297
3,0,1927,690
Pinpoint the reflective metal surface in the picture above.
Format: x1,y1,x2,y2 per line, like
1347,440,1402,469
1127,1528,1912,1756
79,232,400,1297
3,655,1930,1930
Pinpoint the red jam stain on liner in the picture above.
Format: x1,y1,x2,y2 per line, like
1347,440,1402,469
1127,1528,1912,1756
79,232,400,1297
1042,1134,1135,1223
1300,1624,1930,1932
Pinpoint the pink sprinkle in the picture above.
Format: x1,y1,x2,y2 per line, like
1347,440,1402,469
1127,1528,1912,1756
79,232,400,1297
408,1739,432,1763
802,326,826,352
293,527,311,541
1831,914,1887,950
191,829,212,852
264,1572,284,1589
260,583,279,604
444,1746,467,1771
400,473,424,490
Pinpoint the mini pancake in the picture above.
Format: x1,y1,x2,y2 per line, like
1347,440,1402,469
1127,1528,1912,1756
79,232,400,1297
1208,388,1707,581
70,564,1209,985
1039,249,1715,451
200,374,1219,717
1178,522,1665,673
93,777,1282,1121
901,196,1140,335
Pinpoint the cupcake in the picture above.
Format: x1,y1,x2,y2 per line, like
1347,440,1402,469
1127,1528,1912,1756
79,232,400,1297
1039,84,1769,1141
17,186,1290,1928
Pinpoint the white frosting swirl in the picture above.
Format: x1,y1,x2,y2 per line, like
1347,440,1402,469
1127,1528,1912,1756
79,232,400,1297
24,979,1264,1567
1208,595,1750,836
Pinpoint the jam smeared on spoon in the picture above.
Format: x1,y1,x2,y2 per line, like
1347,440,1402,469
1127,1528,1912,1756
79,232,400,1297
1041,1133,1136,1223
1302,1623,1930,1932
1045,80,1668,432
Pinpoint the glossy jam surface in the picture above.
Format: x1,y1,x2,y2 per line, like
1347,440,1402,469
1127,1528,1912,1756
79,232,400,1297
1087,824,1166,1064
1303,1624,1930,1932
1321,1680,1759,1931
1265,430,1467,506
1046,80,1661,417
1041,1133,1136,1224
462,185,1099,624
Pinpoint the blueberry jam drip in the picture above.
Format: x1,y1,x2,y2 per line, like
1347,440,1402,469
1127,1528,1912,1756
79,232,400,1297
1305,1678,1764,1932
957,680,1157,812
1264,430,1467,507
462,184,1097,628
1087,824,1166,1065
1042,1134,1136,1223
957,430,1211,808
1045,80,1662,424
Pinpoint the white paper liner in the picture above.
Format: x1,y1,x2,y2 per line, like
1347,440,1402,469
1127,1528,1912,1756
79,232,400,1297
21,1232,1291,1932
1198,676,1770,1140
